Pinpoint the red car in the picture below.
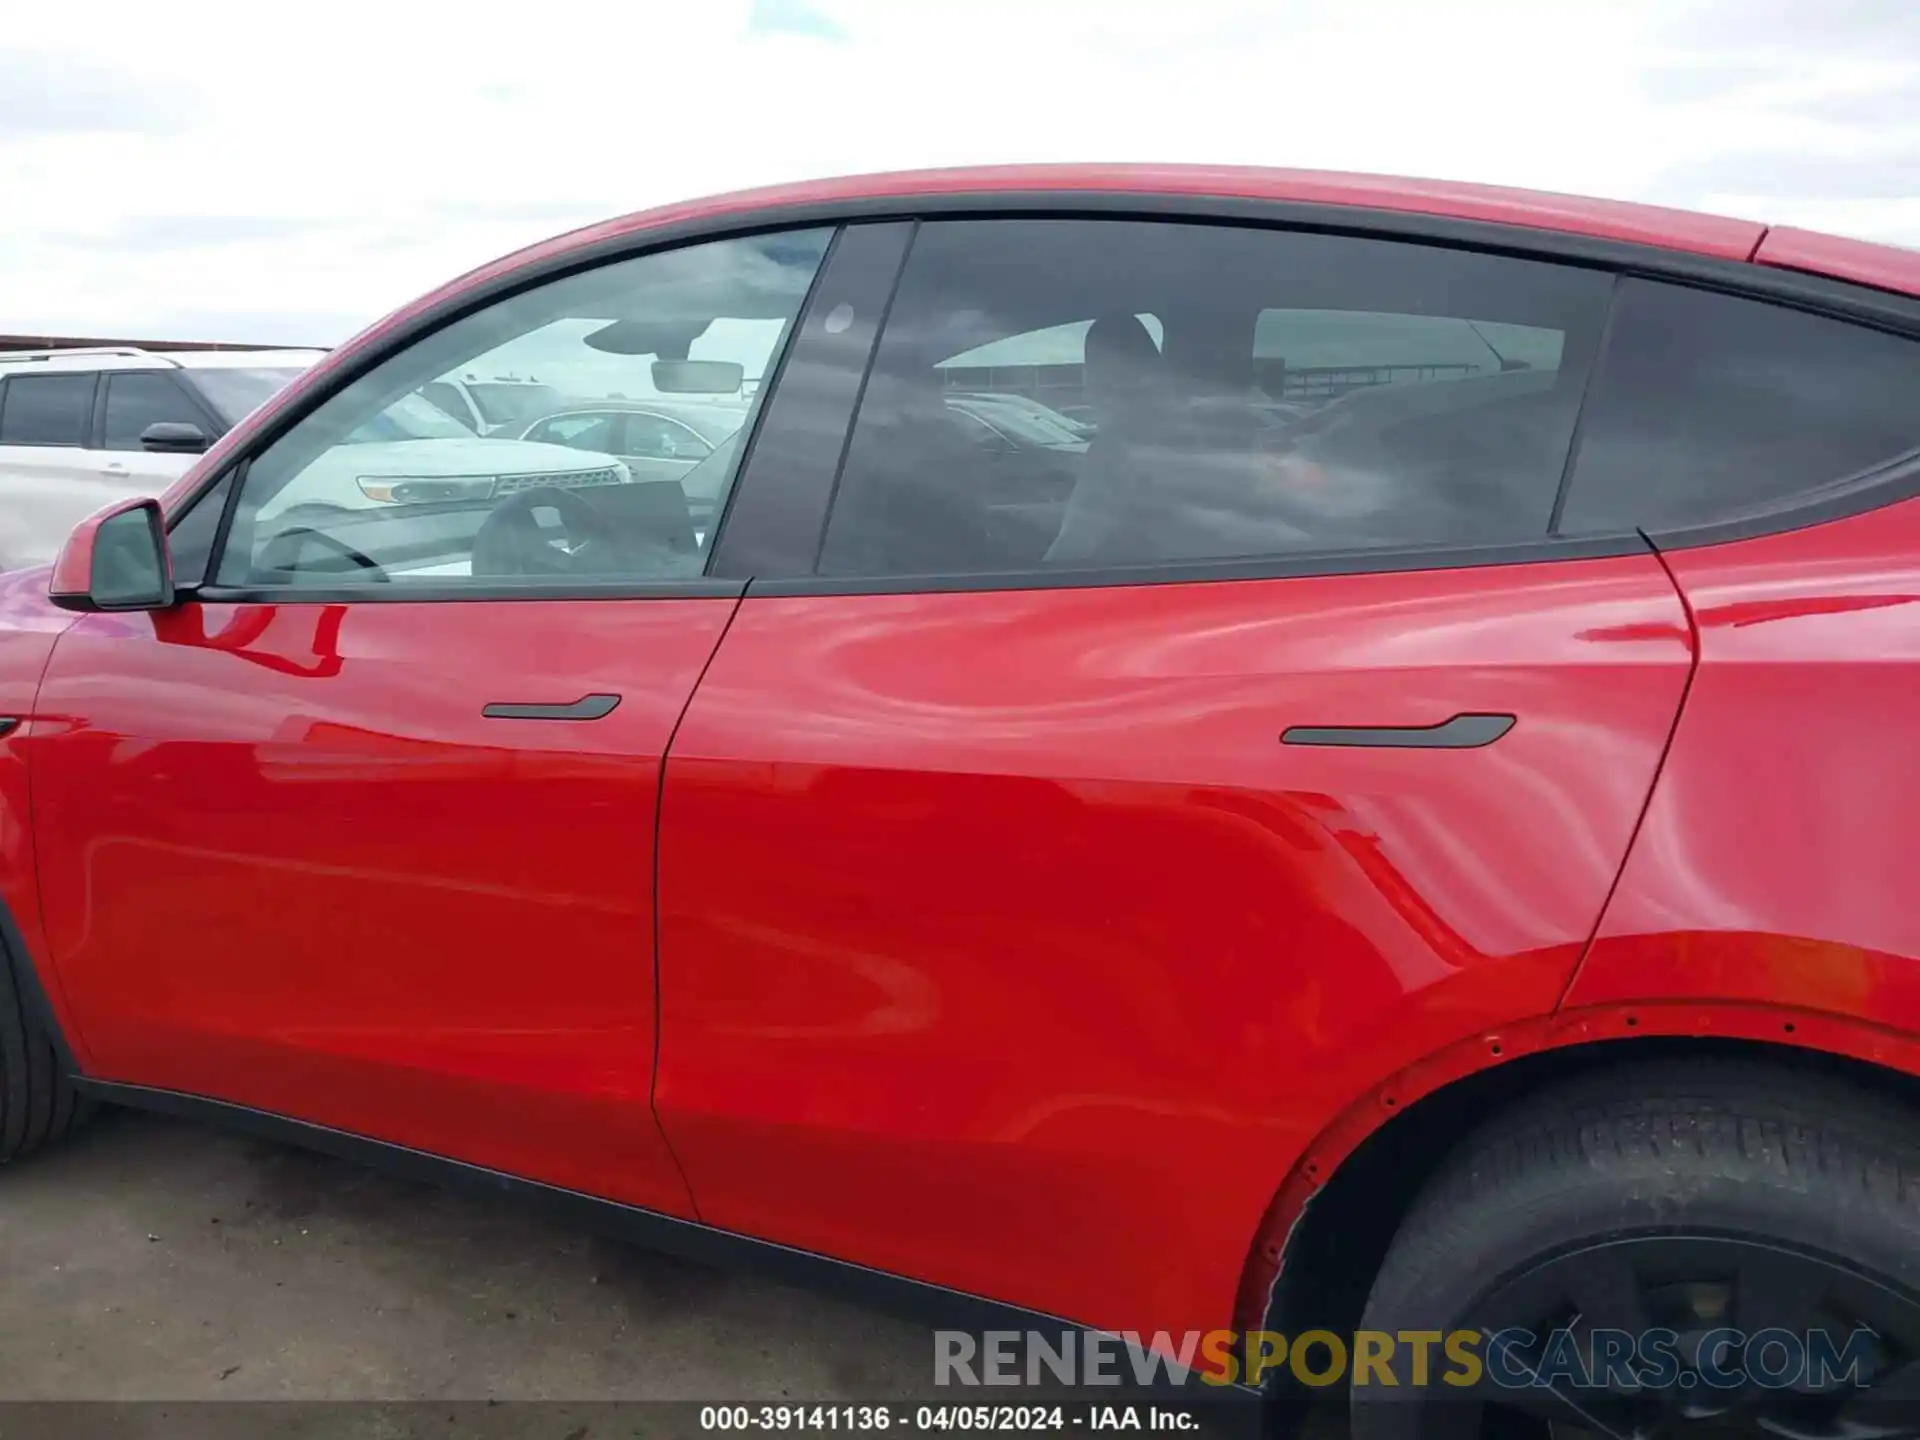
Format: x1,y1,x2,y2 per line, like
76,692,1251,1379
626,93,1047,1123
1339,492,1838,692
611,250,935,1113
4,166,1919,1437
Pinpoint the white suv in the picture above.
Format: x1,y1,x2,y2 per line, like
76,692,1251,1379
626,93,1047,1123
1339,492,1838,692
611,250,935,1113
0,347,634,572
0,346,326,571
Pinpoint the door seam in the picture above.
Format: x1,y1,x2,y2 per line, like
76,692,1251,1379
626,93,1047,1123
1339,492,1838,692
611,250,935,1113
647,589,747,1221
1554,533,1701,1010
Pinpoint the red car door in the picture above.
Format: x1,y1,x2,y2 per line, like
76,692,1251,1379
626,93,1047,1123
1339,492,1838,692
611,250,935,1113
27,223,835,1216
654,217,1695,1333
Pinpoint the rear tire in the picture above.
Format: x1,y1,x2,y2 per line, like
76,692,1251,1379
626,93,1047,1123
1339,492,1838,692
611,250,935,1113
0,935,89,1163
1353,1056,1920,1437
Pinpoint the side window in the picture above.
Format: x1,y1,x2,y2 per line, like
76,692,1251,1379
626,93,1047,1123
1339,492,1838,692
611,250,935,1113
419,382,475,430
817,220,1612,578
526,412,619,451
211,228,833,590
0,373,96,447
103,372,205,451
1559,280,1920,534
624,413,713,461
164,471,236,586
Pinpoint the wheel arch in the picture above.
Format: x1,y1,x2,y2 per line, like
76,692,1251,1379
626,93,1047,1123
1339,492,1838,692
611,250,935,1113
0,889,84,1079
1237,1000,1920,1343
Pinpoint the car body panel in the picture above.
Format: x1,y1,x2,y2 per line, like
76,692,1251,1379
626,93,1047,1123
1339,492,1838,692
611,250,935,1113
0,566,84,1056
1,167,1912,1344
1753,226,1920,299
1562,496,1920,1019
25,594,743,1216
654,552,1693,1332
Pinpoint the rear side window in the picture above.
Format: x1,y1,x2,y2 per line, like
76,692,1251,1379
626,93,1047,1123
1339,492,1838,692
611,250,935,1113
817,219,1612,578
1559,280,1920,534
0,372,96,447
103,372,204,450
625,413,712,460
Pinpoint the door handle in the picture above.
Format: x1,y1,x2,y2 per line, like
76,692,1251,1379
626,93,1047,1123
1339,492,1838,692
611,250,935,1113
1281,712,1515,749
481,693,622,721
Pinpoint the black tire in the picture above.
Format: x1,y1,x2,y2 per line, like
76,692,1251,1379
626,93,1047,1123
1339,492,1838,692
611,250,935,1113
1353,1057,1920,1438
0,934,89,1164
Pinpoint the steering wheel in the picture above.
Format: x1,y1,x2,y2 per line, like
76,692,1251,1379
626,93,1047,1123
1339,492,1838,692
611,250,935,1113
256,525,390,582
470,486,621,580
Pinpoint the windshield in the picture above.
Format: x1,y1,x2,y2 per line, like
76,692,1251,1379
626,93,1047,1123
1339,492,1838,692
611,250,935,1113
347,392,477,444
183,366,310,425
467,382,564,427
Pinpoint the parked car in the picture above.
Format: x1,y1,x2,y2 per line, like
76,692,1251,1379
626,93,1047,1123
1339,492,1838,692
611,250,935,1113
5,167,1920,1439
0,345,326,570
260,389,633,525
419,374,568,436
514,398,748,523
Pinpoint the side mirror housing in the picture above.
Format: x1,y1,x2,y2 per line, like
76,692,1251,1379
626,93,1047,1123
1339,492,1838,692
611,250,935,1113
140,421,210,454
49,498,176,613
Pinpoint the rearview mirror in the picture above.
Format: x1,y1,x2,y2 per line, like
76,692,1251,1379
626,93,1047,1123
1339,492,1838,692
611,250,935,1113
140,421,210,455
49,497,175,613
652,359,744,394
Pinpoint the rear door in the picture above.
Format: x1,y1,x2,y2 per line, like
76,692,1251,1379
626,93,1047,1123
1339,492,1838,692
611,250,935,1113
654,217,1696,1332
29,226,833,1215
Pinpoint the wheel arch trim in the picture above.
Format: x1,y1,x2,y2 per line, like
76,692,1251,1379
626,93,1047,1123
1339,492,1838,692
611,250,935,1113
1233,996,1920,1333
0,889,85,1078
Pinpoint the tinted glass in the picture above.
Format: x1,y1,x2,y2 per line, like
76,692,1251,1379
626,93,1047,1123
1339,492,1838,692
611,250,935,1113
214,228,832,590
104,372,203,450
0,373,95,446
708,222,915,579
165,471,235,587
1559,280,1920,534
818,220,1611,578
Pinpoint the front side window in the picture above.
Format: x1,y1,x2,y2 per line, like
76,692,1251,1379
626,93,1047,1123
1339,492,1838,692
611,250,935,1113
818,219,1612,578
0,373,95,447
213,228,832,590
1558,280,1920,534
103,372,207,450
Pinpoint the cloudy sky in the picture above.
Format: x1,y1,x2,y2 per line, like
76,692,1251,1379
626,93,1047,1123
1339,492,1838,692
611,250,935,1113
1,0,1913,346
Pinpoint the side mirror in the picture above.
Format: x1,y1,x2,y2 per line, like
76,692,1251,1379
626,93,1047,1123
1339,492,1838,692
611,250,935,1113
140,421,210,455
48,498,175,613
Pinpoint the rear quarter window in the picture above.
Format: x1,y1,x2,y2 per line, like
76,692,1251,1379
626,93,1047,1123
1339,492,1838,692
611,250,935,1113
1559,280,1920,534
0,372,96,447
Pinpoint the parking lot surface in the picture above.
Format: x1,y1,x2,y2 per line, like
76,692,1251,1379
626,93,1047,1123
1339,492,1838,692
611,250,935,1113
1,1109,1337,1437
0,1109,930,1404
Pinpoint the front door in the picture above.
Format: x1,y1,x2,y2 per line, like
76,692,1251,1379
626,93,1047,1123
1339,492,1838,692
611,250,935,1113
28,223,834,1214
654,216,1696,1332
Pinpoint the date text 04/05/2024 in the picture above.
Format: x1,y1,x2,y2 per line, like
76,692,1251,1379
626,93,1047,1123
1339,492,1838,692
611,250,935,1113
697,1405,1209,1431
